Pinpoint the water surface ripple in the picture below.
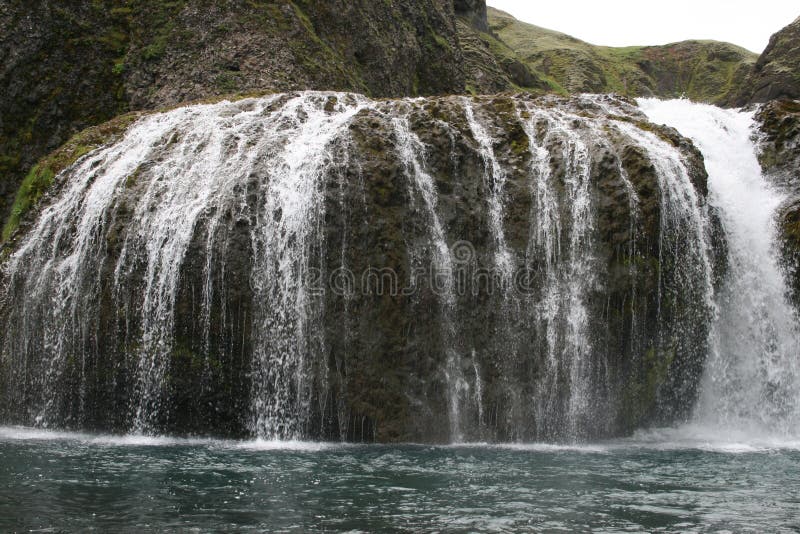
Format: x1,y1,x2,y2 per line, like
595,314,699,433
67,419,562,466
1,426,799,532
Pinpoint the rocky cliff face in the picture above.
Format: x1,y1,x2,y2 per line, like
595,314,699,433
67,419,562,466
4,1,798,232
755,100,800,306
0,1,127,227
0,92,723,442
456,12,548,95
454,0,488,32
733,17,800,105
0,0,466,225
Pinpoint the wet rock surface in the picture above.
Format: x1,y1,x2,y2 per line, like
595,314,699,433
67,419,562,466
755,99,800,307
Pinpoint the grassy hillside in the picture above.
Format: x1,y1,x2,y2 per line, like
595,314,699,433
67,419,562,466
488,7,758,103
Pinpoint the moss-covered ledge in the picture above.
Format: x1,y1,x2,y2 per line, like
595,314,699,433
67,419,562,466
2,112,144,243
1,90,282,245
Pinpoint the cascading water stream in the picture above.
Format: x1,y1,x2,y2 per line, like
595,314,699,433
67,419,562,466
463,100,514,279
516,104,599,439
391,113,469,442
1,92,370,437
513,96,715,440
248,94,369,439
640,98,800,438
0,92,734,443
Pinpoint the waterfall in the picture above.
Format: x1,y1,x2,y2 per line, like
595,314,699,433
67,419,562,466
516,104,599,439
2,104,203,429
0,92,725,442
640,98,800,438
1,93,369,437
248,95,368,439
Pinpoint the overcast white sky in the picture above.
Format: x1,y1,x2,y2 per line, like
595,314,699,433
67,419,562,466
487,0,798,53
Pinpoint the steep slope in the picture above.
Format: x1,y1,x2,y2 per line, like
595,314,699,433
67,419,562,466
453,1,549,94
488,8,757,103
0,0,465,224
455,0,489,31
456,17,549,94
733,16,800,105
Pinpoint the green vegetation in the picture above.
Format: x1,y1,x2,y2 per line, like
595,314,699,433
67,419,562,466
2,112,142,242
4,165,56,242
1,89,294,244
487,7,758,104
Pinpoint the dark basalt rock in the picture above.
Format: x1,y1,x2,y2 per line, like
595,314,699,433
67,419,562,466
0,0,466,225
454,0,489,32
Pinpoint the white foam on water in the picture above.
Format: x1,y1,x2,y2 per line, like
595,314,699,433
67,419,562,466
234,439,343,452
0,426,340,451
5,424,798,455
619,424,800,453
450,441,610,454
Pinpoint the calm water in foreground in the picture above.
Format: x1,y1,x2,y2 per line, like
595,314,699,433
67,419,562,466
1,426,799,533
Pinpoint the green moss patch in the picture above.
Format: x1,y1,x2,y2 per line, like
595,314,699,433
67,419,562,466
2,112,143,242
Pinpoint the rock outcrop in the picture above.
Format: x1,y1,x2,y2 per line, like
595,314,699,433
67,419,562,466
0,0,466,224
456,9,548,95
733,16,800,105
755,100,800,307
454,0,488,32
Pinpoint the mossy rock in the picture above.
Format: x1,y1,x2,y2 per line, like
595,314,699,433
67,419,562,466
2,112,144,243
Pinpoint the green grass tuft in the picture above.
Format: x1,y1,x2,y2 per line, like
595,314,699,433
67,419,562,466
3,166,56,242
